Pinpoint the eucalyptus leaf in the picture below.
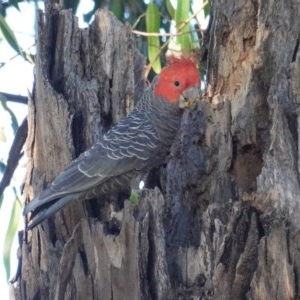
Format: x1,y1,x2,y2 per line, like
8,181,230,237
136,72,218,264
166,0,175,19
0,13,22,56
175,0,192,54
129,190,139,205
9,0,20,11
0,193,3,211
110,0,123,20
146,3,161,74
0,161,6,173
3,190,21,281
204,2,210,18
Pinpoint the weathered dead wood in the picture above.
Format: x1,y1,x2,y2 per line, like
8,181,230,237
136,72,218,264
21,5,146,299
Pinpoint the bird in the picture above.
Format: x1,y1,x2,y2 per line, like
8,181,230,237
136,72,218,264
24,55,201,229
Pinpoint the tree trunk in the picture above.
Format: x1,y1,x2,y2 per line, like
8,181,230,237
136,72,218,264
17,0,300,299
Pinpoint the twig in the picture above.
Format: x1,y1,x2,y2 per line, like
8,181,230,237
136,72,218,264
132,12,146,29
132,29,200,37
0,118,28,197
0,43,35,70
135,1,208,78
132,1,208,38
0,92,28,105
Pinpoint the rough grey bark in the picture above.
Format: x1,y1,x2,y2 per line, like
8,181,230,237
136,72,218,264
17,0,300,299
20,4,146,299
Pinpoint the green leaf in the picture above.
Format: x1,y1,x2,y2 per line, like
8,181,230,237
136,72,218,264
0,94,19,134
3,190,21,281
146,2,161,74
0,193,3,211
110,0,123,20
175,0,192,54
0,161,6,173
129,190,139,205
9,0,20,11
64,0,80,14
166,0,175,19
204,2,210,18
0,13,22,56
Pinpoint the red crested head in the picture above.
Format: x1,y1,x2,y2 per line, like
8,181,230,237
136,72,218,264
154,56,200,105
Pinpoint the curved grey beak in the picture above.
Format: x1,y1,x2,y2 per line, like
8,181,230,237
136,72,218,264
179,86,200,109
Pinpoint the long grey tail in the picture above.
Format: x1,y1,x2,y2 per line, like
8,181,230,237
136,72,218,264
26,193,80,230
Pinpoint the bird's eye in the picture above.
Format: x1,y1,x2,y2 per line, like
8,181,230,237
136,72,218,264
174,80,180,87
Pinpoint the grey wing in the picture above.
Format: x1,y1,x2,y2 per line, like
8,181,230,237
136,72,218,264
53,113,159,192
24,114,160,214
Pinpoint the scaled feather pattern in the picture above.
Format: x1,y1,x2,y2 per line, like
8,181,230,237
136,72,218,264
24,56,200,229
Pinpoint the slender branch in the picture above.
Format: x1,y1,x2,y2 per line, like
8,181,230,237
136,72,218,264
0,92,28,105
0,43,35,70
0,118,28,197
132,1,208,38
132,12,146,29
134,0,208,78
0,51,20,70
132,29,200,37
